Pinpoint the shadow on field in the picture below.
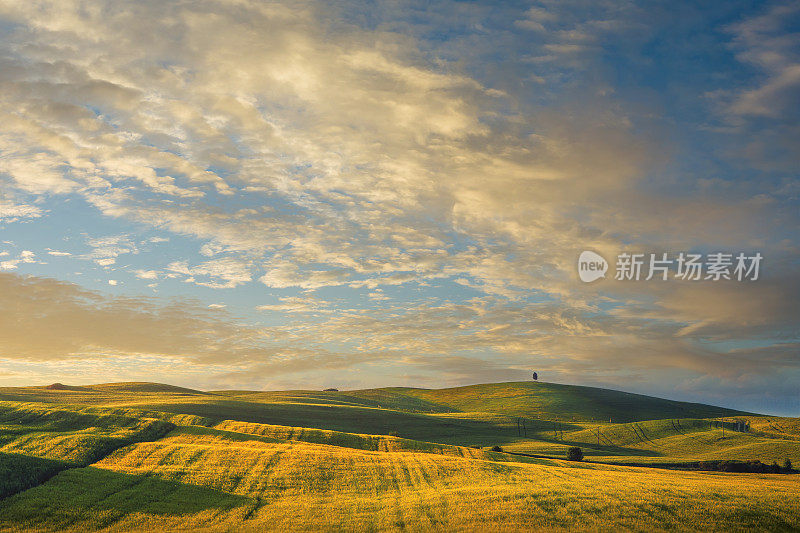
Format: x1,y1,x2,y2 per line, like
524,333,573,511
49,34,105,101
0,452,70,498
561,440,663,458
127,400,514,443
0,466,250,529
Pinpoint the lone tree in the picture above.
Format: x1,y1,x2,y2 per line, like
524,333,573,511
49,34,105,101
567,446,583,462
784,458,793,472
532,372,538,381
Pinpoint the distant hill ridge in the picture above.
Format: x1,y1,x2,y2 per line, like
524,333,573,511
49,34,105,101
86,382,208,395
371,381,752,421
2,381,208,397
0,380,752,422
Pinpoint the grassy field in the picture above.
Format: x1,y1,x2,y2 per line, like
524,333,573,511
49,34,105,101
0,402,174,499
0,381,797,531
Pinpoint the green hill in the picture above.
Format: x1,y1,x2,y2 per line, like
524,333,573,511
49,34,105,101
0,380,753,453
358,381,749,422
0,400,797,532
0,384,797,532
211,381,749,423
0,380,751,424
87,382,209,395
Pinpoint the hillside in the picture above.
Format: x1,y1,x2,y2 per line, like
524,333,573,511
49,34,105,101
0,401,798,532
0,380,756,456
349,381,750,422
0,380,794,466
0,381,751,423
87,382,208,395
209,382,749,423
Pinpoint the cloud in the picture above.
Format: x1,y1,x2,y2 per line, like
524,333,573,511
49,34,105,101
727,3,800,120
256,295,329,314
714,2,800,173
0,201,44,222
0,271,272,362
19,250,35,262
0,250,40,270
0,0,693,305
133,269,161,280
368,290,390,301
167,258,252,289
84,235,138,267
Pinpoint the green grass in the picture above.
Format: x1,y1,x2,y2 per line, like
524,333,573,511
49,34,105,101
502,417,800,466
0,453,66,499
0,381,796,531
0,402,174,502
383,381,750,422
0,402,175,462
0,420,797,532
0,380,747,422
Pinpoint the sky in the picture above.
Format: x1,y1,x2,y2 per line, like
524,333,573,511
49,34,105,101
0,0,798,415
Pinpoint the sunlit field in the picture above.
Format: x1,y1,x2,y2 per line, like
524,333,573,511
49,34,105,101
0,382,797,532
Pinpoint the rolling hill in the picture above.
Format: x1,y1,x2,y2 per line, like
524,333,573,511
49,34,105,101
354,381,749,421
0,380,747,422
0,380,797,531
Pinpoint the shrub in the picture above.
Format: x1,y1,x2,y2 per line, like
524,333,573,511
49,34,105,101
491,445,503,453
567,446,583,461
696,460,791,474
673,460,795,473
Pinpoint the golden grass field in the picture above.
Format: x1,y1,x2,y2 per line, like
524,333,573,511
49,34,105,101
0,381,797,532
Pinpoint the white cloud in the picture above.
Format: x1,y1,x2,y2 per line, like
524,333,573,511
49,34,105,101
133,269,161,280
0,250,40,270
168,258,252,289
256,295,329,313
19,250,36,263
84,235,138,266
0,201,44,222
